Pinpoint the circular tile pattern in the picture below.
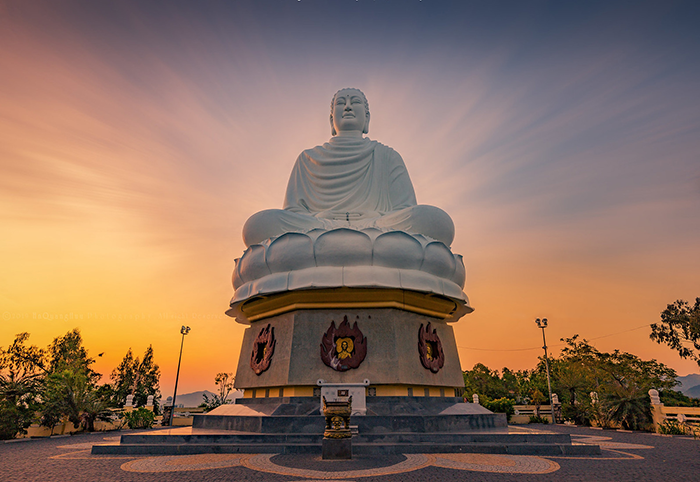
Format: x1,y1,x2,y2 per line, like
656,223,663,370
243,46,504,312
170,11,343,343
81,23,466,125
571,435,654,450
270,454,407,471
241,453,433,479
433,453,560,474
117,452,564,476
121,454,244,472
56,443,100,450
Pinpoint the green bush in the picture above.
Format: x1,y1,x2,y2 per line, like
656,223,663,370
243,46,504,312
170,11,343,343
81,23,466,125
482,397,515,422
528,415,550,424
657,419,686,435
0,401,34,440
659,390,700,408
562,401,594,426
657,419,698,437
122,408,155,429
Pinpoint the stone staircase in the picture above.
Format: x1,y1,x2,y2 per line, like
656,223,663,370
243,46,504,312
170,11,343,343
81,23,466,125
92,429,599,455
91,397,600,456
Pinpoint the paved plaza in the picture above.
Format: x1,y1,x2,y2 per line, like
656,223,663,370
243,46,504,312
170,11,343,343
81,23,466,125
2,424,698,482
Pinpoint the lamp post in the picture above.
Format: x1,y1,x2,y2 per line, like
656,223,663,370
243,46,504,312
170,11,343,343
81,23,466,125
169,325,190,426
535,318,555,423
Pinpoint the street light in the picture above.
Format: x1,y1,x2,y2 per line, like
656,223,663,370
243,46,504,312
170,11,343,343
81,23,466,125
169,325,191,426
535,318,556,423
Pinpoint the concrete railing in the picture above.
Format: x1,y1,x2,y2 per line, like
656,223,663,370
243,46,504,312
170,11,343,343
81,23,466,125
649,389,700,434
14,399,159,439
168,407,206,426
471,393,560,424
19,418,123,438
511,405,556,424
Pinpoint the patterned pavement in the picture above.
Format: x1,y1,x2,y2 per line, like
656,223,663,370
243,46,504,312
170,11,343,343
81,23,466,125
2,424,699,482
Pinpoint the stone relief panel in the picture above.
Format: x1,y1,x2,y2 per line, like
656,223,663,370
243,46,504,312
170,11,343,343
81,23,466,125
250,324,276,375
418,322,445,373
320,316,367,371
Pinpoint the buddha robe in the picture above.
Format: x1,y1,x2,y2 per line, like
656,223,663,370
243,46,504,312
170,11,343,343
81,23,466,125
242,136,454,247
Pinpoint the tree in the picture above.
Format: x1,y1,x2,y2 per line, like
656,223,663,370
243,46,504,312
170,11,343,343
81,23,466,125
650,298,700,367
0,331,106,438
0,333,45,439
602,384,650,431
501,367,539,403
460,335,678,430
202,373,235,411
43,369,110,432
557,335,677,428
46,329,98,381
39,329,109,432
530,388,546,417
1,329,165,437
463,363,508,400
110,348,136,407
659,389,700,407
110,346,161,413
463,363,549,405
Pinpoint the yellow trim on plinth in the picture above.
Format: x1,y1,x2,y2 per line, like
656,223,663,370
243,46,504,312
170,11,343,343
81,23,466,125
241,385,460,398
243,386,315,398
239,288,460,322
283,386,314,397
375,385,459,397
375,385,409,397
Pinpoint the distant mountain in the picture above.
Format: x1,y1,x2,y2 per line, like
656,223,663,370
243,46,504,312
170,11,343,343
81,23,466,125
173,390,214,407
686,385,700,398
165,390,243,408
676,374,700,396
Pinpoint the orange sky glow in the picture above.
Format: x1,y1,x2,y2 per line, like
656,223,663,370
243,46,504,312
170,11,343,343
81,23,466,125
1,1,699,395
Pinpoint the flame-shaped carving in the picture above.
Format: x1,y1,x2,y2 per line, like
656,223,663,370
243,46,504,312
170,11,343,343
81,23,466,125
250,324,276,375
418,322,444,373
320,316,367,371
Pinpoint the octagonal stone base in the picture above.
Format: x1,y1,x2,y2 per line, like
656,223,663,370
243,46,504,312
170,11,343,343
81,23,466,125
234,307,464,392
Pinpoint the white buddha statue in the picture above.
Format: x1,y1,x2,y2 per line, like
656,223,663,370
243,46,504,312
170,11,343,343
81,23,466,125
242,88,455,247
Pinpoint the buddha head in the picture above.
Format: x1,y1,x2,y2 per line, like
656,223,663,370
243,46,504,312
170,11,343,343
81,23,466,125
330,88,370,136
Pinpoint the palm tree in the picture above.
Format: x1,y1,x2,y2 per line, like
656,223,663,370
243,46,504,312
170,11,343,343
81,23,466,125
44,369,110,432
602,385,651,431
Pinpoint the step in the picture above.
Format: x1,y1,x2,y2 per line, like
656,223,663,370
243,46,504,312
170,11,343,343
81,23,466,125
194,413,507,433
117,431,572,446
91,440,600,456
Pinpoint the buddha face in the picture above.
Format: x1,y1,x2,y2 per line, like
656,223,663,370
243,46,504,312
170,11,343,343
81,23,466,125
331,88,369,136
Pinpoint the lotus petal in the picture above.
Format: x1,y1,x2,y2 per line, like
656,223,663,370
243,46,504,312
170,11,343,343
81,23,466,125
232,258,244,289
451,254,466,287
267,232,314,273
343,266,401,287
400,269,442,295
421,242,456,279
373,231,423,269
359,227,383,241
315,229,372,266
288,266,343,290
238,245,270,282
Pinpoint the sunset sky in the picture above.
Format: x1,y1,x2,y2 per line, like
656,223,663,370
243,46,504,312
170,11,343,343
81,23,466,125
1,0,699,395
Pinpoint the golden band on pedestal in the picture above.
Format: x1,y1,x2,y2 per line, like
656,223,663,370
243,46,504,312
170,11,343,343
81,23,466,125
229,288,464,323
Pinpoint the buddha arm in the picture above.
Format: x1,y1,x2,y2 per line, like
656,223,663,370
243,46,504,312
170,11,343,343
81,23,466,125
385,148,417,212
282,153,309,214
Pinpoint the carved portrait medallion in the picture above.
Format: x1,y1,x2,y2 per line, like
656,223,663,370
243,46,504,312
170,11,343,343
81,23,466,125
320,316,367,371
418,322,445,373
250,324,276,375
